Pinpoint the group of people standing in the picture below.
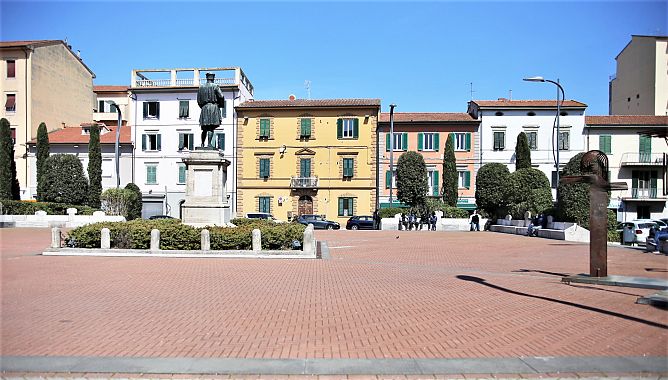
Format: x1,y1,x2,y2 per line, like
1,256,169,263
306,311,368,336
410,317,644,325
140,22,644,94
399,211,438,231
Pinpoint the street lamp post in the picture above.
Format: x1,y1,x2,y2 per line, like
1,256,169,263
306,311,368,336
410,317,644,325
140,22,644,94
523,76,565,197
389,104,397,207
111,104,122,188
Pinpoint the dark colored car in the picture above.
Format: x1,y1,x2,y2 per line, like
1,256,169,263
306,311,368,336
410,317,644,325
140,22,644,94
148,215,177,220
346,215,374,230
296,214,340,230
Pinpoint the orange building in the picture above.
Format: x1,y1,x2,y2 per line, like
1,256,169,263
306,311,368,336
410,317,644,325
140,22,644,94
377,112,480,210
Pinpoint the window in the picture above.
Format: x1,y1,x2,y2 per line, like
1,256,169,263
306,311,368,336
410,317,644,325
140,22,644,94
386,132,407,151
418,133,439,151
178,133,194,150
300,158,311,178
259,158,270,178
215,132,225,150
428,170,440,196
637,205,650,219
179,100,189,119
10,127,16,145
143,101,160,119
343,158,354,178
178,163,186,184
338,197,354,217
458,170,471,189
639,135,651,162
259,118,270,138
146,164,158,185
142,133,161,151
599,135,611,154
6,60,15,78
558,131,569,150
454,133,471,151
5,94,16,112
300,118,311,138
551,171,558,189
337,118,359,139
526,132,537,150
385,169,397,188
493,131,505,151
258,197,271,213
97,100,117,113
632,170,657,198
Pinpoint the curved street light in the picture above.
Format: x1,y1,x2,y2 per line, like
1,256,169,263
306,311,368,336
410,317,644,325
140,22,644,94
523,76,565,198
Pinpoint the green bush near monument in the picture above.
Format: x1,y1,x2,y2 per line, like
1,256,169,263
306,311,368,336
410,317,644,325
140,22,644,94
507,168,553,219
0,200,97,215
67,219,305,250
87,124,102,208
396,151,428,209
41,154,89,205
475,163,511,218
124,183,143,221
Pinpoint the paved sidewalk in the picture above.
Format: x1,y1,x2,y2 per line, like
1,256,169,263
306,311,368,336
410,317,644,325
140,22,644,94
1,228,666,376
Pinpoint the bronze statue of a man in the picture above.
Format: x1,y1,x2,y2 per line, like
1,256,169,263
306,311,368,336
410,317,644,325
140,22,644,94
197,72,225,148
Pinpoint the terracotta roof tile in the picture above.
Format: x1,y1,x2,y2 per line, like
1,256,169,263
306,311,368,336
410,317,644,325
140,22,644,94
379,112,477,123
28,124,132,145
585,115,668,126
237,99,381,109
94,85,128,93
0,40,62,48
472,99,587,108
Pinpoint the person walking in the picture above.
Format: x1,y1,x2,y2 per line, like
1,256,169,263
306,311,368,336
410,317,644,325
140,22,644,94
400,213,406,231
470,210,480,231
430,211,437,231
372,208,380,230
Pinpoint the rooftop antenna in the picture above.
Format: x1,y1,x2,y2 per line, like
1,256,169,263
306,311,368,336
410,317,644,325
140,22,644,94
469,82,475,100
304,80,311,100
509,89,512,100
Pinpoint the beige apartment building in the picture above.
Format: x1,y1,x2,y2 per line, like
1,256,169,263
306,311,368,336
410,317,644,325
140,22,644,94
609,35,668,116
0,40,95,199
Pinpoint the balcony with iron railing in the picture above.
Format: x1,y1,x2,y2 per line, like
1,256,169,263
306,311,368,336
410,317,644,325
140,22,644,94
630,187,660,199
130,67,254,95
620,152,665,166
291,176,319,189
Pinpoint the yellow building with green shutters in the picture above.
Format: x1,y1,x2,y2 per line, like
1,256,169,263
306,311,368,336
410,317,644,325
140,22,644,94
235,99,381,223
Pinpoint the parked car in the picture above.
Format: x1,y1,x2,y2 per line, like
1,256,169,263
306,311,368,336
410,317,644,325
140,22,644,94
148,215,177,220
345,215,374,230
296,214,340,230
618,220,660,245
245,213,285,223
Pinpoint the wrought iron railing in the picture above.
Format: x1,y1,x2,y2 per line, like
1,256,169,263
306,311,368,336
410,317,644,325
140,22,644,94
620,152,664,165
631,187,658,198
291,177,318,188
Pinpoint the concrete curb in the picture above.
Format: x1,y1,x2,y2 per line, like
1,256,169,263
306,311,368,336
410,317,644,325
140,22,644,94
42,248,317,259
1,356,665,375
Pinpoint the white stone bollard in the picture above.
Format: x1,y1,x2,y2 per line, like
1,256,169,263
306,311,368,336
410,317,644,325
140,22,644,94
51,227,61,248
252,228,261,252
150,229,160,251
201,229,210,251
66,208,78,216
101,228,111,249
303,225,315,255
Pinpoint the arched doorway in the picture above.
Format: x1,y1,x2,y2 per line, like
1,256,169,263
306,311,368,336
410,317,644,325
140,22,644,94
298,195,313,215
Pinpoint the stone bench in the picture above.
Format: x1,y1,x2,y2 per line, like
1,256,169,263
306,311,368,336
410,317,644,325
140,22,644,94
491,218,590,243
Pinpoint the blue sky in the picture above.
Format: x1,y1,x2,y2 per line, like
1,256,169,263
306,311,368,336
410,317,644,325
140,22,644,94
1,1,666,115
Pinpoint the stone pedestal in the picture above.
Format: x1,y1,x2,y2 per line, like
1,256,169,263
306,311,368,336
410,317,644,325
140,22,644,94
181,149,231,227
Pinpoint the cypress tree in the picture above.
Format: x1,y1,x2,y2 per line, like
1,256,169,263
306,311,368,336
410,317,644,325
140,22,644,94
87,124,102,208
36,122,50,200
125,182,143,220
441,133,458,207
0,118,16,199
515,132,532,170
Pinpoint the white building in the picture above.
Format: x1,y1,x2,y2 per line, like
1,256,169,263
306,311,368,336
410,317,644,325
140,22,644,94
609,35,668,116
467,99,588,198
585,115,668,221
129,67,254,219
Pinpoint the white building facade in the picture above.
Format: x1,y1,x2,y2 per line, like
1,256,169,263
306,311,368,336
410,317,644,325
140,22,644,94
129,67,254,219
468,99,588,199
585,115,668,221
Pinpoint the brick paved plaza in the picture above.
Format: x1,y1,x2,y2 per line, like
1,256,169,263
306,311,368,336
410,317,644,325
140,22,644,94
1,228,666,376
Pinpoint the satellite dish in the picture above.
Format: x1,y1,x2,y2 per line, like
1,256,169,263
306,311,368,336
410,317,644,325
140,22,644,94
288,94,296,101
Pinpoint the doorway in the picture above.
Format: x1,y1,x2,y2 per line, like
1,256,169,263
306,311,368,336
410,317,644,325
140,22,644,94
298,195,313,215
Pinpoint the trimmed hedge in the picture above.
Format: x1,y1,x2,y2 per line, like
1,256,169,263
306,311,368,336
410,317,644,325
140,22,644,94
378,207,407,219
0,200,97,215
66,219,305,251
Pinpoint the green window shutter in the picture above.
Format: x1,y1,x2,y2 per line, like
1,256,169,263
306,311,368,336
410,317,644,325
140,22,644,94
155,102,160,119
386,170,391,188
464,171,471,189
156,134,161,151
434,133,440,151
178,134,184,150
386,133,391,152
301,118,311,137
500,132,505,150
142,134,146,151
260,159,269,178
433,171,439,196
650,171,658,195
343,158,353,177
147,166,156,184
639,135,651,162
178,165,186,184
631,170,638,190
188,134,194,150
338,198,344,216
402,133,408,151
179,100,189,118
599,135,611,154
217,133,225,149
417,133,423,151
143,102,148,118
260,119,270,138
353,118,359,138
465,133,471,151
300,159,311,177
350,198,354,216
337,119,343,139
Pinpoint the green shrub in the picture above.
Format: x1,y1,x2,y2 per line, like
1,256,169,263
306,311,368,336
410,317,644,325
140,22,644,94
230,218,277,227
41,154,89,205
515,132,532,170
87,124,102,208
439,205,469,218
441,134,458,206
0,118,20,200
475,163,511,218
378,207,407,219
36,122,50,201
0,200,97,215
101,188,133,217
507,168,553,219
124,183,142,220
396,151,428,208
66,219,304,251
